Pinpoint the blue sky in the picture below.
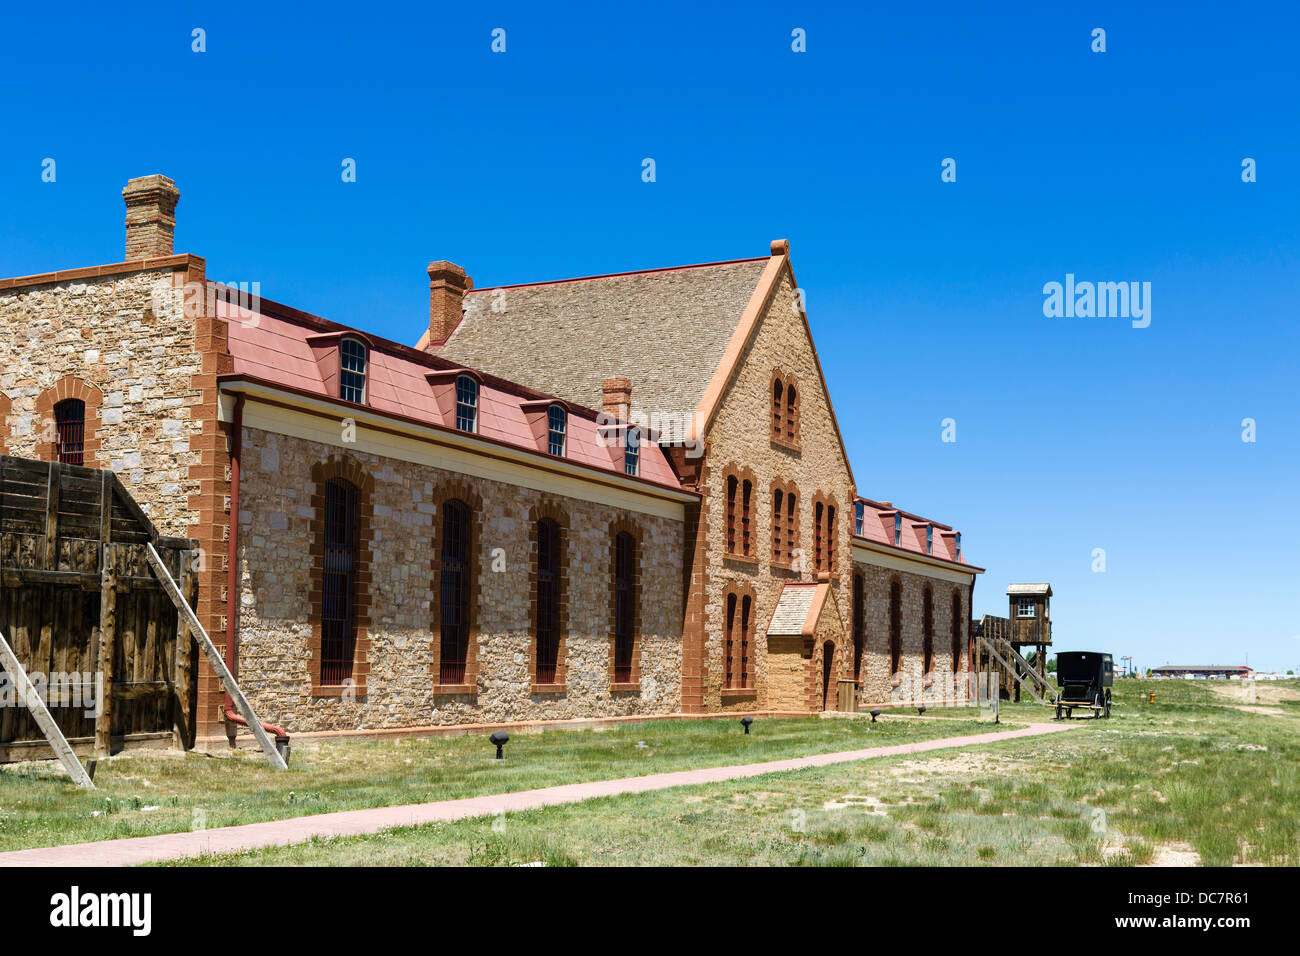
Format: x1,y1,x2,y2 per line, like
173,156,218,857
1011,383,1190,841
2,2,1297,671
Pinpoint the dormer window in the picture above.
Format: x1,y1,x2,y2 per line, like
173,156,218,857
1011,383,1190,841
547,405,567,456
854,501,864,535
893,513,902,546
624,427,640,477
955,532,962,559
455,375,478,432
926,524,933,554
340,338,367,404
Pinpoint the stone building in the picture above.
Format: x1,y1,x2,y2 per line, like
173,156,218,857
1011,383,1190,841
0,175,982,747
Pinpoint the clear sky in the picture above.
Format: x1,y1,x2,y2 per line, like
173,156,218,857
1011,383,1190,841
2,2,1297,671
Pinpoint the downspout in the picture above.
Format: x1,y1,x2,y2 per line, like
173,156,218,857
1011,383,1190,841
224,393,289,744
967,573,977,703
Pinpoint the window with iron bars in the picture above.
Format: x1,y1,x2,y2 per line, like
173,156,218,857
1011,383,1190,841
535,518,561,683
853,572,865,682
455,375,478,432
54,399,85,466
613,531,636,682
440,499,472,683
320,478,358,685
340,339,367,404
922,586,934,674
951,590,963,674
889,580,902,676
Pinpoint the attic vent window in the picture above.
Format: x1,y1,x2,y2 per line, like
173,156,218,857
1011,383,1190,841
547,405,567,457
340,339,367,404
455,375,478,432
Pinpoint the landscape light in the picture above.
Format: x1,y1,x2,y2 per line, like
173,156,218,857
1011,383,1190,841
917,706,926,716
489,730,510,759
870,709,881,723
740,716,754,734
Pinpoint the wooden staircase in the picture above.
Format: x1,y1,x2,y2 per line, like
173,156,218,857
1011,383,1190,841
977,631,1057,705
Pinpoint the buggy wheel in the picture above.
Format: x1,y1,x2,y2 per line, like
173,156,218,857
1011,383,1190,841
1104,699,1111,718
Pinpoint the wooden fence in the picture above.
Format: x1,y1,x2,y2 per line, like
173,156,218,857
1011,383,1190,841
0,454,195,762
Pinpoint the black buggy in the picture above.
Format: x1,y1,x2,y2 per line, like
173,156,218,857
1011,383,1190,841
1054,651,1114,719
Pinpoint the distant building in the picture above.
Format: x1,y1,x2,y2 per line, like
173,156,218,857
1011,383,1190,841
1149,664,1253,680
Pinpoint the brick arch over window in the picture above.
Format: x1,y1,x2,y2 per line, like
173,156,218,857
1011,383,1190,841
308,456,375,697
34,376,102,465
430,478,485,694
770,477,800,571
889,577,903,686
721,580,758,693
770,368,800,448
529,498,571,692
0,392,10,454
608,516,643,691
722,463,757,560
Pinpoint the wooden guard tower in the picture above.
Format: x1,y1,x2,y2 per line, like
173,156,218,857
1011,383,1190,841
973,583,1053,702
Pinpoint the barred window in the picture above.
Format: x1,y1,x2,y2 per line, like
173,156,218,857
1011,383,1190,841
321,478,358,685
547,405,567,457
535,518,561,683
889,580,902,676
741,480,752,556
771,379,783,439
724,590,753,689
455,375,478,432
440,499,472,683
814,501,824,571
726,475,738,554
771,488,784,563
613,531,636,682
951,590,963,674
923,586,934,674
54,399,85,466
340,339,367,404
852,573,865,682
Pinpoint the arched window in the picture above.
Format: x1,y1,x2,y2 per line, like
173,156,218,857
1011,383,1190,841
893,513,902,546
852,572,865,682
624,427,640,477
786,488,798,566
771,379,783,439
726,474,738,554
771,487,784,563
439,499,472,683
854,500,864,536
54,399,85,466
535,518,562,683
784,383,798,443
321,478,359,684
613,531,636,682
547,405,567,457
951,590,963,675
922,586,934,674
741,479,752,556
724,587,753,689
455,375,478,432
340,338,367,404
827,504,837,572
889,580,902,677
814,501,824,570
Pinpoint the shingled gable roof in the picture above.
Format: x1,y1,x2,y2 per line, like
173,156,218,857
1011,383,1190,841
212,286,684,491
430,257,767,443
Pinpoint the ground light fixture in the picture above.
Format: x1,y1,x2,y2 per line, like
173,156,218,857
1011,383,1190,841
870,709,881,722
740,716,754,734
917,706,926,716
489,730,509,759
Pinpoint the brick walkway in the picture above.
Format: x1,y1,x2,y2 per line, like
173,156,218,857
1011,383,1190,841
0,721,1076,867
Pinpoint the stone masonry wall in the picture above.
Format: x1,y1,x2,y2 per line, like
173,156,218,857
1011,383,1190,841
856,560,971,708
235,427,684,731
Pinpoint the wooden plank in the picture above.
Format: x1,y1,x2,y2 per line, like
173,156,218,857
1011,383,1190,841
0,628,94,788
43,462,60,570
144,543,286,769
173,551,194,749
95,544,116,756
99,469,112,551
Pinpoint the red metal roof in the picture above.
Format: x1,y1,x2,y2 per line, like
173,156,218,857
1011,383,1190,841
853,496,975,568
216,287,683,489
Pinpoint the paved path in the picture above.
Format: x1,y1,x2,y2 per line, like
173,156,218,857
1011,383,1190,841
0,721,1076,867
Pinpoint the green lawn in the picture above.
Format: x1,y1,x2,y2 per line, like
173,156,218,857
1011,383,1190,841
0,713,1001,853
165,679,1300,866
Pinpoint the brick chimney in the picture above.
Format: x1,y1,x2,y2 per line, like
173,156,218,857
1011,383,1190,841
602,377,632,422
123,175,180,259
425,261,473,349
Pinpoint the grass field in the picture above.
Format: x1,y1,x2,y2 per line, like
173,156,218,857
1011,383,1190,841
0,714,999,853
164,678,1300,866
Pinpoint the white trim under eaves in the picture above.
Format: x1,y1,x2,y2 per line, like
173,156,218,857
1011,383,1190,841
219,380,693,522
851,538,981,585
